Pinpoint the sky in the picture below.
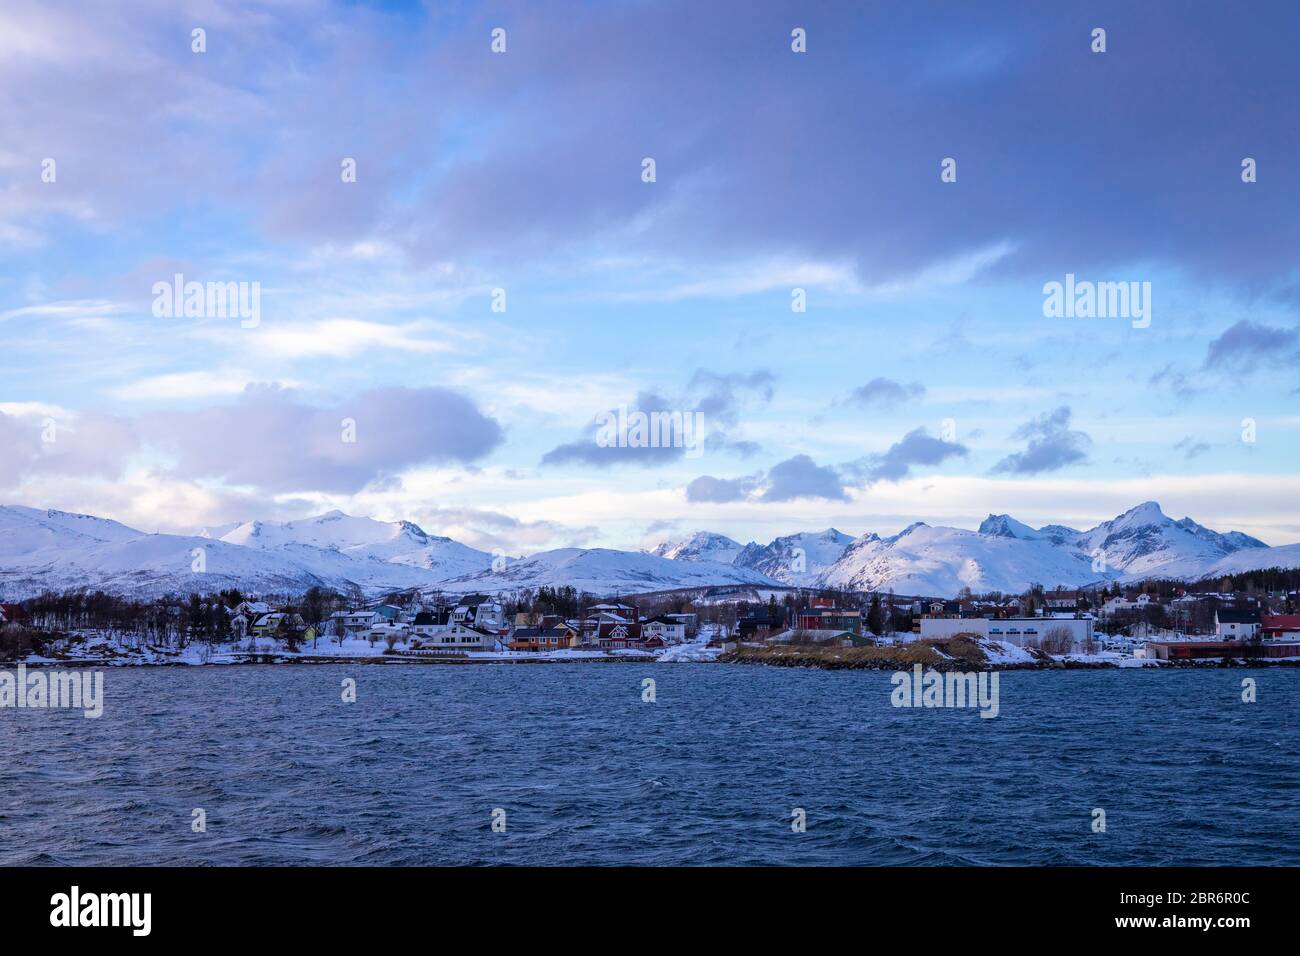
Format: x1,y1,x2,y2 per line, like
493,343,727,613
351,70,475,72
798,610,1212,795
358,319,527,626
2,0,1299,555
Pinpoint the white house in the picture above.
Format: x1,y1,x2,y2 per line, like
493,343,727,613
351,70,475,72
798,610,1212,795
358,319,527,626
366,622,411,644
642,616,687,643
329,610,377,635
1215,607,1260,640
421,622,499,650
452,598,507,634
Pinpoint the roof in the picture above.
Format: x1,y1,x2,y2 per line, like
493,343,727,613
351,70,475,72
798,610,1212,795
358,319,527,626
1217,608,1261,624
512,626,567,638
1262,615,1300,630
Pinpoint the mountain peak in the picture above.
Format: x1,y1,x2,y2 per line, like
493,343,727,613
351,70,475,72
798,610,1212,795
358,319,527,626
1122,501,1166,521
978,514,1040,539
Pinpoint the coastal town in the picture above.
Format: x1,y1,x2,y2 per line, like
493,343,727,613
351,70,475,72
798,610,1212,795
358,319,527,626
3,577,1300,668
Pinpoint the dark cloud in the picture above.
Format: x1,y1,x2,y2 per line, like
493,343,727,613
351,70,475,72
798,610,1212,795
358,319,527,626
686,454,848,504
143,385,502,494
992,406,1090,475
845,378,925,409
685,474,761,503
846,428,969,483
1203,320,1300,371
0,410,138,487
760,454,849,502
541,369,771,468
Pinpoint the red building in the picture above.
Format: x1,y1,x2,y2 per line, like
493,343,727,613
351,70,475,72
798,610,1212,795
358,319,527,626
1262,615,1300,640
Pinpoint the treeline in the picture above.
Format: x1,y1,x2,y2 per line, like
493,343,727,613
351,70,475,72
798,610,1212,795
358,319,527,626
15,586,351,649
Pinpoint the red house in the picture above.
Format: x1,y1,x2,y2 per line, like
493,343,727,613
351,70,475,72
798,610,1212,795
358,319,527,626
1262,615,1300,640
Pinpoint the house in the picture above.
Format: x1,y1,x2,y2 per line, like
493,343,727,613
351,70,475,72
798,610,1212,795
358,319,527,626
665,612,698,634
509,624,581,652
737,612,784,641
1262,615,1300,640
231,601,272,630
642,615,686,643
411,609,452,638
1215,607,1261,640
420,622,499,651
597,620,644,648
582,603,640,638
252,612,306,637
366,622,411,644
796,600,862,634
329,610,377,635
452,596,508,634
371,604,403,623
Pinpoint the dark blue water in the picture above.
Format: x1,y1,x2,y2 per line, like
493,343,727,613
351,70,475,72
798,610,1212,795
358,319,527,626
2,664,1297,865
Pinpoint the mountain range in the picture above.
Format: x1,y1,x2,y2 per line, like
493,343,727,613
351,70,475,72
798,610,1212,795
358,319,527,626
0,501,1292,601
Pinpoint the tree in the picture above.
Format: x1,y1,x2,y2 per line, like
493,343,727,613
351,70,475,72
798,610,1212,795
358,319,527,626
866,593,883,636
277,614,301,652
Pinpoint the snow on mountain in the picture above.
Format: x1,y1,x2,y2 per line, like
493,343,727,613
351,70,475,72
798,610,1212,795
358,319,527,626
2,505,147,547
977,514,1044,541
437,547,780,595
1199,542,1300,579
818,522,1107,596
1077,501,1266,580
219,511,494,579
0,506,457,600
0,502,1289,601
650,531,745,565
733,529,854,585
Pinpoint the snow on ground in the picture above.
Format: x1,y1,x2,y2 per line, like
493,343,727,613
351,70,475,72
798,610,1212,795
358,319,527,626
656,641,722,663
976,639,1038,665
20,629,715,665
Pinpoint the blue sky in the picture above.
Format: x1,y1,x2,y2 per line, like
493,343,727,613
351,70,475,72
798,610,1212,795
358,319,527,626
2,0,1299,553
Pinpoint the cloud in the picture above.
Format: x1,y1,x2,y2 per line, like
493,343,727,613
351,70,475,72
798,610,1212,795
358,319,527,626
1203,320,1300,372
760,455,850,502
846,378,926,409
0,409,138,487
141,385,502,494
1174,437,1210,460
846,428,969,483
540,369,771,468
407,506,597,553
686,455,848,504
685,474,760,503
992,406,1091,475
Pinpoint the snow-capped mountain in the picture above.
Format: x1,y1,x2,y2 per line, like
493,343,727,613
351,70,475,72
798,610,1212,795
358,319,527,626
815,501,1270,594
733,529,855,585
1075,501,1267,580
819,522,1105,595
650,531,745,565
217,511,494,579
0,501,1289,601
437,548,779,595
